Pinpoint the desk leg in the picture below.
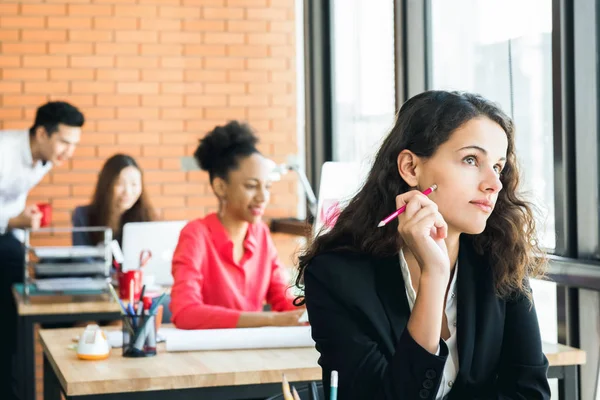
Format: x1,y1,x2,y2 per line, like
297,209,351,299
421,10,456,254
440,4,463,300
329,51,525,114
17,315,35,400
43,353,62,400
558,365,579,400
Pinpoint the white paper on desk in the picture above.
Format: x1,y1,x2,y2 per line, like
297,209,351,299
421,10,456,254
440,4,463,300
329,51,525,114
35,278,107,291
165,326,314,352
34,246,104,259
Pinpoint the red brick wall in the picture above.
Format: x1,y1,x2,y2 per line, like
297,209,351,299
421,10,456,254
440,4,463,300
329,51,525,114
0,0,299,249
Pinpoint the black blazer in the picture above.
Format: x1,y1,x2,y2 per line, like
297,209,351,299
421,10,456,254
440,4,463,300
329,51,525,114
304,236,550,400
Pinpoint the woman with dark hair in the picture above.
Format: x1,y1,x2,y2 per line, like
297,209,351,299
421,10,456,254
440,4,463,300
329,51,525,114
170,121,304,330
72,154,155,246
297,91,550,399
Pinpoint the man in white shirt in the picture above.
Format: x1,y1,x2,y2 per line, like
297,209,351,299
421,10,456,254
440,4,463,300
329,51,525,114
0,101,84,400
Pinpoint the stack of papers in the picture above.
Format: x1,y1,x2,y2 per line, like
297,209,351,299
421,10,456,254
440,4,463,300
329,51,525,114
35,278,108,292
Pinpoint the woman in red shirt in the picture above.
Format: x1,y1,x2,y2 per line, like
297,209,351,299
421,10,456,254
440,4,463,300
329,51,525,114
170,121,304,329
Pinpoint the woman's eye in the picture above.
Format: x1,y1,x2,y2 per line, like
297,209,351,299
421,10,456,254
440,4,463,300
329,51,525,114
463,156,477,165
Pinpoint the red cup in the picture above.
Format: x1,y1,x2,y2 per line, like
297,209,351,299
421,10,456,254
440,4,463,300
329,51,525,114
118,270,143,300
36,203,52,227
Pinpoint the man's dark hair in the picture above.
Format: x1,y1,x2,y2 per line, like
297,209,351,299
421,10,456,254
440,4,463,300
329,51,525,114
29,101,85,136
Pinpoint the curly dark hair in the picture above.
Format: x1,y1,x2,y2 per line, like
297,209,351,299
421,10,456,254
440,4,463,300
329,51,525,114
194,120,260,182
296,90,546,302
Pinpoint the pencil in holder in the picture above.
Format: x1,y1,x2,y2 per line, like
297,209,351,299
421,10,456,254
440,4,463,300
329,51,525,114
122,314,157,357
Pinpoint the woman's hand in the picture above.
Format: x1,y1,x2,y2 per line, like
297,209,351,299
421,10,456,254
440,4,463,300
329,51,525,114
396,190,450,278
269,309,306,327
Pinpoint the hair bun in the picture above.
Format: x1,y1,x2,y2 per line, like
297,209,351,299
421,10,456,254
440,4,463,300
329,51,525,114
194,121,258,172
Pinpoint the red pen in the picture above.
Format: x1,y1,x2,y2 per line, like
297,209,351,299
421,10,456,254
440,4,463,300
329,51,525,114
377,184,438,227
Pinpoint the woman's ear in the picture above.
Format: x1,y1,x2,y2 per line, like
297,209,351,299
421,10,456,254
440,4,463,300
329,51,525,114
212,177,227,200
396,150,421,187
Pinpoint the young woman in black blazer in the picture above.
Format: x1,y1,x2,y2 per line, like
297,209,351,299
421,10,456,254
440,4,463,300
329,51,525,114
296,91,550,400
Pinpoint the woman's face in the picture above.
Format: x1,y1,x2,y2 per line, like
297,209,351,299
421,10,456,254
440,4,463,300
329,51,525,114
113,166,142,214
219,153,273,224
413,117,508,236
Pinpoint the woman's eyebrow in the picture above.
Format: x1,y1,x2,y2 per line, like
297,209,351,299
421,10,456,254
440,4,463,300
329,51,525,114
457,145,506,162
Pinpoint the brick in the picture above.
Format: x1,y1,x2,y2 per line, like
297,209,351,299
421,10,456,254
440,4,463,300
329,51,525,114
49,43,93,55
97,145,142,157
48,17,92,29
23,29,67,41
271,94,295,106
247,58,287,70
185,119,229,132
204,57,245,69
160,107,205,120
184,95,227,107
142,94,183,107
246,8,287,20
227,44,268,57
0,82,20,93
117,82,159,94
229,95,269,106
183,44,226,56
142,70,183,82
227,20,267,32
0,30,19,41
270,21,295,33
116,133,161,145
182,0,224,5
22,4,67,15
0,108,23,119
84,107,116,119
3,68,47,80
140,18,181,31
79,132,116,146
270,71,294,82
204,32,245,44
70,56,114,68
204,107,246,119
29,184,69,198
248,107,288,119
184,70,226,82
249,82,289,94
158,6,201,19
55,94,95,107
71,82,115,94
153,196,186,208
248,33,287,45
68,4,112,16
163,183,202,195
97,120,141,132
97,69,139,81
2,42,45,54
25,82,69,94
142,120,184,132
93,17,137,30
71,159,105,170
24,56,68,68
0,4,18,14
228,70,269,82
229,0,267,6
117,56,159,69
114,5,157,18
159,133,194,145
53,172,98,184
141,44,182,56
160,57,185,68
68,30,113,42
0,17,45,29
160,32,202,44
115,31,158,43
187,196,218,207
203,8,243,20
205,82,245,94
163,207,202,220
161,82,204,94
96,43,139,55
53,197,90,209
117,107,159,119
0,56,20,67
72,185,94,197
142,145,186,157
138,159,160,170
145,171,186,183
183,20,225,32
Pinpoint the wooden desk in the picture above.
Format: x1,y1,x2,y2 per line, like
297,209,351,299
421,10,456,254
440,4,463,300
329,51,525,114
543,341,586,400
13,287,121,400
40,327,320,400
40,327,585,400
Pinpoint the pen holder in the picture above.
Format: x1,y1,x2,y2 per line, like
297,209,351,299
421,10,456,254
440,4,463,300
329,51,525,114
122,314,157,358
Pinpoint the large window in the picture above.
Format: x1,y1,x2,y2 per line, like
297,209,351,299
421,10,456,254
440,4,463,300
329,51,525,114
329,0,396,165
430,0,555,250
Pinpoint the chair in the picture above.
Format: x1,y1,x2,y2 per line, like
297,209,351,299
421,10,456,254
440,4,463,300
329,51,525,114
264,381,323,400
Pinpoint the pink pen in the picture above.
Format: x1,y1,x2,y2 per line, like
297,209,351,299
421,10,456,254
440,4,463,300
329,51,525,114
377,184,438,227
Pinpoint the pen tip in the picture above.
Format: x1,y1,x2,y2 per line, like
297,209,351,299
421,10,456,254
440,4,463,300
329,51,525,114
377,221,385,228
431,184,438,191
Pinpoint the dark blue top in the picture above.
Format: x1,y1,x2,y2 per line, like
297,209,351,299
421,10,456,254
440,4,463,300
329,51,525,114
72,205,94,246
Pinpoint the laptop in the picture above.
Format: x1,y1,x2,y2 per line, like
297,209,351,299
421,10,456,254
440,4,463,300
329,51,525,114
121,220,188,286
